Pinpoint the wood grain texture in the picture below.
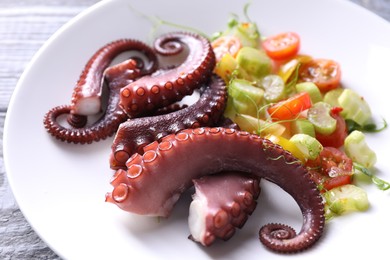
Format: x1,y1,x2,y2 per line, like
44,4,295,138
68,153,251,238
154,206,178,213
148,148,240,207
0,0,389,259
0,1,100,259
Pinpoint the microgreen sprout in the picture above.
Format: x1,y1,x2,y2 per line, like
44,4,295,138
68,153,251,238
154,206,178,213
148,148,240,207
353,162,390,191
346,118,388,134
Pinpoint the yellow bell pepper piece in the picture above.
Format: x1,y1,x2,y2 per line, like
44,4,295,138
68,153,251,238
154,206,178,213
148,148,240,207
265,134,306,163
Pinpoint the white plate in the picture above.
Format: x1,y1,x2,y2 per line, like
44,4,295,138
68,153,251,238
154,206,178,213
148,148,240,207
4,0,390,259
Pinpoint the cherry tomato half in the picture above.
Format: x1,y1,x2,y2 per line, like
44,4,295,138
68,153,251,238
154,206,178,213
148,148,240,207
267,92,312,121
315,107,348,148
262,32,300,61
298,58,341,92
212,35,242,62
306,147,353,192
323,175,352,191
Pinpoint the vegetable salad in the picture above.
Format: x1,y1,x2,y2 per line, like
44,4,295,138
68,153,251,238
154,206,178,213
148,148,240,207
210,14,389,220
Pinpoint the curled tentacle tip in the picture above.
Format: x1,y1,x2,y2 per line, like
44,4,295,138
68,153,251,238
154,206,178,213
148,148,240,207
259,223,306,253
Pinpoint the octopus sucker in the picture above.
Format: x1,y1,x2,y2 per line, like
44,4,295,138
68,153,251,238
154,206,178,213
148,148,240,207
118,31,216,118
188,172,261,246
106,127,325,253
109,75,227,169
43,39,158,144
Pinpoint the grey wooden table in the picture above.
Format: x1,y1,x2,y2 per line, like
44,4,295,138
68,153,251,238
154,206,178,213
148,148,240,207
1,0,389,259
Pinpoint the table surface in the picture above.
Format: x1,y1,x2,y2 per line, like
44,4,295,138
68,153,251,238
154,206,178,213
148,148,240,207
1,0,390,259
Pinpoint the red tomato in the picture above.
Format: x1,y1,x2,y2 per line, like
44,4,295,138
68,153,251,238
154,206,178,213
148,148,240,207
306,147,353,192
315,147,353,177
315,107,348,148
267,92,312,121
262,32,300,61
323,175,352,191
212,35,242,62
299,59,341,92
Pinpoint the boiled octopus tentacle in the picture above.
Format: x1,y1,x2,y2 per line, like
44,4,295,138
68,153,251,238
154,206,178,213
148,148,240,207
43,80,130,144
69,38,157,119
43,39,158,144
105,127,325,253
189,172,261,246
119,31,216,117
109,74,227,169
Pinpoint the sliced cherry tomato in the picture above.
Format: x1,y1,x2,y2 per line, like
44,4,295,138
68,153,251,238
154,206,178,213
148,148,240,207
323,175,352,191
298,58,341,92
314,147,353,176
262,32,300,61
306,147,353,192
315,107,348,148
212,35,242,62
267,92,312,121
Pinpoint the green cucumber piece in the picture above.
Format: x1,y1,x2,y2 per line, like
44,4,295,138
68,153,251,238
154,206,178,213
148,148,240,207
261,75,287,103
307,102,337,135
229,99,258,118
233,22,261,48
233,113,286,136
290,134,323,160
236,47,272,79
222,19,261,48
338,89,372,126
295,82,323,104
323,184,369,216
229,79,264,104
344,130,377,168
291,119,316,137
323,88,344,107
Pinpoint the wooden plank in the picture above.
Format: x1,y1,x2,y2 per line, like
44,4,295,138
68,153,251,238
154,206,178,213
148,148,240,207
0,2,99,259
0,6,89,110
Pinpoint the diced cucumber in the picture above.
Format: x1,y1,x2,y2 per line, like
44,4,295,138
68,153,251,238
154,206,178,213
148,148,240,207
223,19,261,48
295,82,323,104
261,75,287,103
290,134,323,160
323,88,343,107
233,113,286,136
227,79,264,117
225,97,260,119
338,89,372,126
344,130,377,168
307,102,337,135
233,22,261,48
229,79,264,105
323,184,369,216
291,119,316,137
236,47,272,79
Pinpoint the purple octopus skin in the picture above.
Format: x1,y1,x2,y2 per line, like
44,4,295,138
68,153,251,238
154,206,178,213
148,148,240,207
105,127,325,253
118,31,216,118
43,61,139,144
109,75,227,169
189,173,261,247
43,40,158,144
43,38,158,143
69,39,157,117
